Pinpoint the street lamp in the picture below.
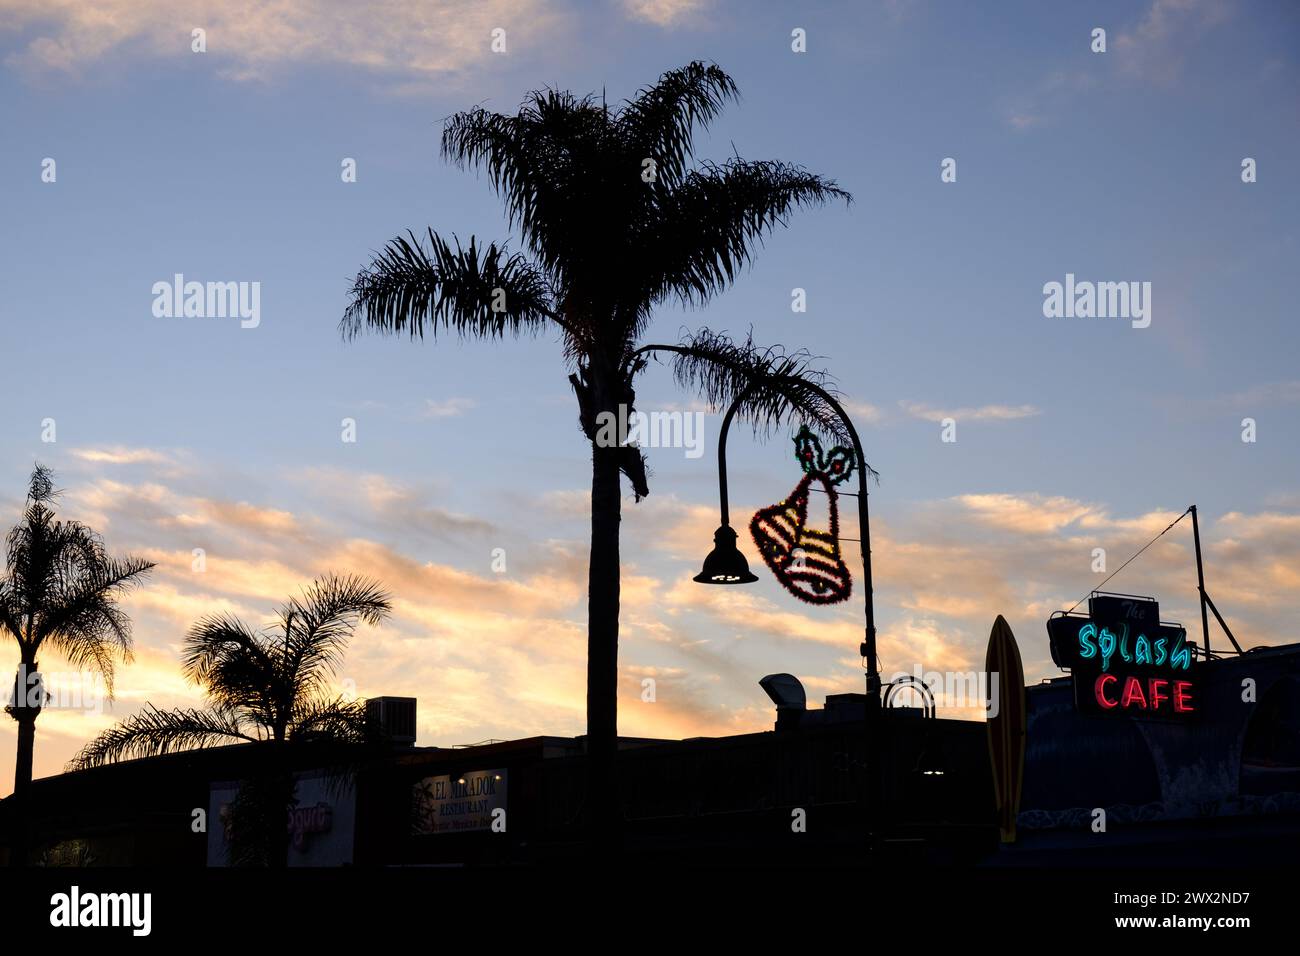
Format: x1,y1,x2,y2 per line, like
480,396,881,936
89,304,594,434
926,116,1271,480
693,388,762,586
693,381,883,847
693,525,759,584
694,383,880,707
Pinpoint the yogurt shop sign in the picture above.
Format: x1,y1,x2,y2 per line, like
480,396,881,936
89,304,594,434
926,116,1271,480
412,769,507,834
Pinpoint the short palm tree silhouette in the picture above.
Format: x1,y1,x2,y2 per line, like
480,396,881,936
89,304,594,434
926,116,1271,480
1,464,153,865
341,62,852,841
72,573,391,865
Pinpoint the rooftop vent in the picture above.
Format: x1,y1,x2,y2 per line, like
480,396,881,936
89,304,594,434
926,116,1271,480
759,673,806,732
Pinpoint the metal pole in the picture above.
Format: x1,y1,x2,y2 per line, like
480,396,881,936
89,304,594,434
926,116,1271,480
1203,591,1244,654
1190,505,1212,660
806,388,878,705
715,385,879,703
713,384,881,848
818,393,882,852
713,389,750,529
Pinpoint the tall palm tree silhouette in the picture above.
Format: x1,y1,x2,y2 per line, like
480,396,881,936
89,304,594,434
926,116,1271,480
72,573,391,865
1,464,154,865
341,62,852,843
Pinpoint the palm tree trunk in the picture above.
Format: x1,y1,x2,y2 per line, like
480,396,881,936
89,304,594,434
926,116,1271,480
587,439,622,850
9,655,38,867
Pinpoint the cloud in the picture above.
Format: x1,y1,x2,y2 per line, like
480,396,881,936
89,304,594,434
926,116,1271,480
0,0,567,85
1113,0,1235,86
952,493,1104,535
622,0,708,28
842,400,887,425
899,400,1041,423
1212,380,1300,410
870,494,1291,670
538,488,591,519
4,448,1298,799
198,499,301,535
70,446,173,466
664,577,863,649
1155,381,1300,422
420,397,477,419
758,399,1032,428
1001,0,1236,128
285,468,496,541
999,69,1096,131
0,463,598,791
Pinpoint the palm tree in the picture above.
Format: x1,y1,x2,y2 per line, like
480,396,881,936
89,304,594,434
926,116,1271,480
341,62,853,842
1,464,154,865
71,573,391,865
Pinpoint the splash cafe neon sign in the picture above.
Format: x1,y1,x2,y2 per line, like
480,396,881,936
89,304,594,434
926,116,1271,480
1047,593,1200,720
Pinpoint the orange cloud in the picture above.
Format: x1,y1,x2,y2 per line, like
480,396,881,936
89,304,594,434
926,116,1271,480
1,0,570,87
4,452,1298,801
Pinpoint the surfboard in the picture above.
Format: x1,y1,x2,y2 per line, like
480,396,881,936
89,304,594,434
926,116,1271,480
985,614,1027,843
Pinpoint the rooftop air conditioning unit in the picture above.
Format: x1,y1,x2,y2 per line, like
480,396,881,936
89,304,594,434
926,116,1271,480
366,696,417,745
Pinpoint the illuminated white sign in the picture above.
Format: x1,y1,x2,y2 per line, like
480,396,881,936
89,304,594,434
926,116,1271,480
412,769,506,835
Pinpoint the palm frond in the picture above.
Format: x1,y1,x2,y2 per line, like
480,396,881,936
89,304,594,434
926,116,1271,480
289,696,387,799
279,574,391,702
37,554,153,640
6,481,154,687
68,704,256,770
181,614,276,719
0,585,20,644
636,329,856,448
25,464,57,505
442,102,555,246
4,507,69,618
635,158,851,308
442,91,611,264
617,61,739,188
443,89,647,312
289,696,369,745
47,626,117,687
341,230,559,341
182,614,269,684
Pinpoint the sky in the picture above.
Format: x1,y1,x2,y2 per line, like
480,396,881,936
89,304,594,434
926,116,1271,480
1,0,1298,793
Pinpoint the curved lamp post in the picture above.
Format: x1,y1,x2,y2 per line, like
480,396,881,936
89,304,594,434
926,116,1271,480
693,384,883,849
692,392,761,585
694,385,880,711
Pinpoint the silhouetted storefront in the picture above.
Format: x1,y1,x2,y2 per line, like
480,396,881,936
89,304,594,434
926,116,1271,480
2,689,993,866
1012,611,1300,863
1027,646,1300,810
6,634,1300,866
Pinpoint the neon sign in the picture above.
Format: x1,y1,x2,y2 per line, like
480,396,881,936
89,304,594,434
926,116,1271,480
1075,621,1194,672
1046,594,1200,720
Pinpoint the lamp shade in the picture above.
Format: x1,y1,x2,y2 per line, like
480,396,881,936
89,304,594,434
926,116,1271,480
693,524,759,585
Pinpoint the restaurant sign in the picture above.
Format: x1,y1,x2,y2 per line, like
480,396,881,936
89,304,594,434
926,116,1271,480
1047,594,1200,720
411,769,507,835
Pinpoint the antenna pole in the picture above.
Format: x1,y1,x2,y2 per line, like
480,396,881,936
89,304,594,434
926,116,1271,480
1190,505,1212,659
